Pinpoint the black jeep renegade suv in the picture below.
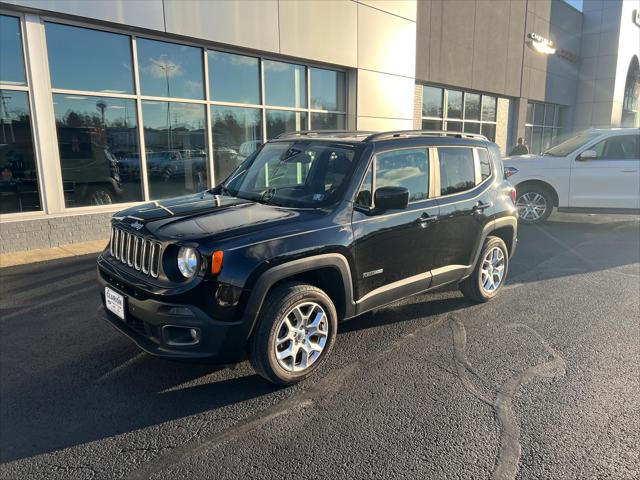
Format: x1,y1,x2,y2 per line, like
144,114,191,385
97,130,518,385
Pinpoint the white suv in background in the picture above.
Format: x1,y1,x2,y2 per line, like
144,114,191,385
504,128,640,224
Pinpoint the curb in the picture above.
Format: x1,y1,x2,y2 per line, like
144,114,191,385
0,239,108,268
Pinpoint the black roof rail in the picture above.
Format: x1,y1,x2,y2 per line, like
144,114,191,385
364,130,489,142
275,130,375,139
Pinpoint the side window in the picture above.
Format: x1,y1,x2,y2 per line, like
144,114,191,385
438,147,476,195
591,135,639,160
355,163,373,207
477,148,492,181
375,148,429,202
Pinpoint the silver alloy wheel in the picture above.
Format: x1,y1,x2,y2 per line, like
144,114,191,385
516,192,547,221
274,301,329,373
480,246,505,293
90,189,113,205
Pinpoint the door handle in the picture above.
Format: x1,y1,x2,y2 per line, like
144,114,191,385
473,201,493,212
416,213,438,226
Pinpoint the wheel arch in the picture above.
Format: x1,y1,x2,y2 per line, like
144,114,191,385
515,179,559,207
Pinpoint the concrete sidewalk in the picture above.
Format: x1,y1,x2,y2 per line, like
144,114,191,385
0,239,108,268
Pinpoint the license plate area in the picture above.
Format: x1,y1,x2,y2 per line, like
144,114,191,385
105,286,126,320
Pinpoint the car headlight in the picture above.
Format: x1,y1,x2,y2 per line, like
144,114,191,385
504,166,519,178
177,247,200,278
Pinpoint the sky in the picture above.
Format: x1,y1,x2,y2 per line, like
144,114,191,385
563,0,583,11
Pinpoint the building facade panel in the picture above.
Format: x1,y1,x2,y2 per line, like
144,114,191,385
357,0,417,21
357,69,415,120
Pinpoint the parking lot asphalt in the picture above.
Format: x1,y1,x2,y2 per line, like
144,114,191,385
1,212,639,480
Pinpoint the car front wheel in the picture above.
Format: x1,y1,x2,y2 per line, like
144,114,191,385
249,282,338,385
515,185,553,224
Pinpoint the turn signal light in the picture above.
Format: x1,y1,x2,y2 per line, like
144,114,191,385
510,189,517,204
211,250,224,275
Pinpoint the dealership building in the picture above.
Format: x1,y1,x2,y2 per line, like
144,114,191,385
0,0,638,253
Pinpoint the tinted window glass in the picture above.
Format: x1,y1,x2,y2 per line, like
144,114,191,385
533,103,545,125
464,93,480,120
46,23,133,93
481,123,496,142
266,110,307,139
376,148,429,202
422,119,442,131
264,60,306,108
211,105,262,182
355,163,373,207
137,38,203,99
422,86,443,117
208,51,260,104
482,96,497,122
142,101,207,199
526,102,533,124
446,121,462,132
464,122,480,134
438,147,475,195
592,135,640,160
478,148,491,180
0,90,41,213
0,15,26,86
310,112,346,130
446,90,463,118
310,68,345,111
53,94,142,207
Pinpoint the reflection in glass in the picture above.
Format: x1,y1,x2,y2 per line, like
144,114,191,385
266,110,307,139
464,93,481,120
446,90,463,119
542,127,553,152
422,119,442,131
142,101,207,199
531,126,543,154
137,38,204,99
544,104,555,126
422,86,443,117
53,94,142,207
481,123,496,142
526,102,533,124
264,60,306,108
45,23,133,93
533,103,545,125
482,96,497,122
376,148,429,202
211,106,262,183
446,121,462,132
310,68,345,111
0,15,26,86
463,122,481,134
208,50,260,104
0,90,41,213
310,113,345,130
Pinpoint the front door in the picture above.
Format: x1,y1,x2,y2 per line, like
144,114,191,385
570,134,640,209
352,147,439,310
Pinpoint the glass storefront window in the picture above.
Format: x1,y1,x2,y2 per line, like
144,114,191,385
446,121,462,132
422,86,443,118
481,123,496,142
266,110,307,139
482,96,497,122
446,90,463,119
310,68,345,111
211,105,262,182
544,104,555,126
52,94,142,207
142,101,208,199
422,119,442,131
137,38,204,100
0,15,26,86
463,122,481,134
45,23,134,94
0,90,41,213
264,60,306,108
533,103,545,125
310,112,345,130
464,93,481,121
526,101,565,153
208,51,260,105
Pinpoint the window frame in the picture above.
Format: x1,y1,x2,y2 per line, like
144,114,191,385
434,145,493,198
5,13,350,217
524,101,564,154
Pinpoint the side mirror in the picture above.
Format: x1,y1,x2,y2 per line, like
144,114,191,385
374,186,409,210
578,149,597,161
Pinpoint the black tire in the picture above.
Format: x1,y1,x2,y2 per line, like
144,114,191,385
249,282,338,386
459,236,509,303
515,184,554,224
85,185,115,205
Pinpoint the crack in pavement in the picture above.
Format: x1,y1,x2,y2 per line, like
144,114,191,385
450,316,566,480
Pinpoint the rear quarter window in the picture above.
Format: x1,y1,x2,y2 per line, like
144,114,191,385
477,147,492,181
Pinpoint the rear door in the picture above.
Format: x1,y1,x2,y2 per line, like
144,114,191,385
569,134,640,209
352,146,439,305
431,146,495,286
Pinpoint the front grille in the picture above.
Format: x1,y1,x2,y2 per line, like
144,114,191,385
110,226,162,278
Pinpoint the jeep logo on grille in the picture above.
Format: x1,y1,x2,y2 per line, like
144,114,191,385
130,221,144,231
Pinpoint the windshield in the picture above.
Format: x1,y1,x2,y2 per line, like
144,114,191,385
543,131,601,157
221,141,358,208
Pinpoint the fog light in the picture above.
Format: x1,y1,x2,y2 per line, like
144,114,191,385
189,328,200,342
162,325,201,346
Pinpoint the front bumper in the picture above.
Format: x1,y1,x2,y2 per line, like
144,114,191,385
97,267,249,363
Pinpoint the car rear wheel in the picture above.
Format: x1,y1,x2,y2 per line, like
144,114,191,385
516,185,553,224
459,236,509,303
249,282,337,385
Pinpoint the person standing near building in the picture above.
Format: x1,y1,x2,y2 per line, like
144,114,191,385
510,137,529,156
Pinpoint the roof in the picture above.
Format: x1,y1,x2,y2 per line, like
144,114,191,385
274,130,490,144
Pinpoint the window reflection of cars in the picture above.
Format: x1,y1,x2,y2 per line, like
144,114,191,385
0,142,42,213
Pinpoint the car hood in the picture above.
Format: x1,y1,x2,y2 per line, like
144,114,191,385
113,193,303,242
503,154,545,164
